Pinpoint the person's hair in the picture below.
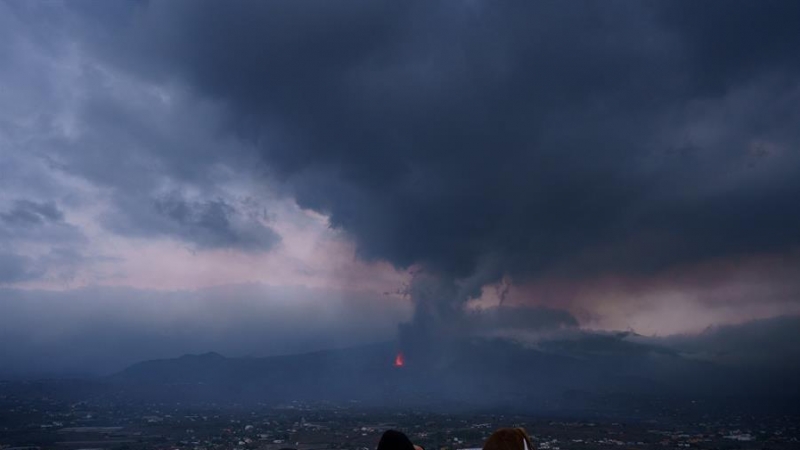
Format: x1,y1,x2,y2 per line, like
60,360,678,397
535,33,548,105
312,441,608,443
377,430,415,450
483,428,534,450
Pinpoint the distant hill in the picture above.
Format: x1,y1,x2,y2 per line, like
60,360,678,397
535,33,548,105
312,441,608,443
110,342,404,404
3,336,796,415
106,337,763,409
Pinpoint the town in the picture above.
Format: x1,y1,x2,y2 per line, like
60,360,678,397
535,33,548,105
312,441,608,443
1,393,797,450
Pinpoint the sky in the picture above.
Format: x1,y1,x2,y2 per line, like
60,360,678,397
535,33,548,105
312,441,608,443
1,1,800,376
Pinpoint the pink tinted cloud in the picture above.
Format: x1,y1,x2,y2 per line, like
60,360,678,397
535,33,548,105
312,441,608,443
13,193,409,300
477,250,800,335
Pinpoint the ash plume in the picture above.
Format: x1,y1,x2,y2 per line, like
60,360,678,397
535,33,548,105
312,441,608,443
63,0,800,358
85,0,800,304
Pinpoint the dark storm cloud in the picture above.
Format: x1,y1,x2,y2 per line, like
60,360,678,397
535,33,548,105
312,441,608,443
66,87,281,251
1,0,284,256
0,248,94,286
656,0,800,94
106,193,280,251
153,195,279,251
0,198,87,283
0,200,80,243
0,200,64,226
76,0,800,287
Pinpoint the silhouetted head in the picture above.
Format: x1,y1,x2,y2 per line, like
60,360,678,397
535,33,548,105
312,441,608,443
483,428,534,450
378,430,419,450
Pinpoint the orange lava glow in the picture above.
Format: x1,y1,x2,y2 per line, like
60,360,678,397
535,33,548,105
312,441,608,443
394,352,405,367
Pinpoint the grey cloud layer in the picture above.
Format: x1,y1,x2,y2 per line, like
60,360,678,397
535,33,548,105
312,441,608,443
0,200,63,226
0,198,87,284
0,1,280,260
106,194,280,251
76,0,800,283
